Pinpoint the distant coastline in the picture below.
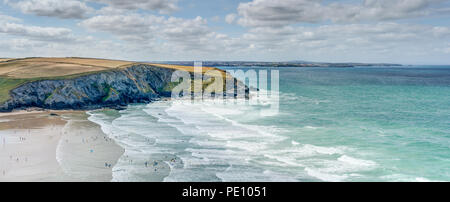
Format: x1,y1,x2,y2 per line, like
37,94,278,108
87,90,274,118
151,61,403,68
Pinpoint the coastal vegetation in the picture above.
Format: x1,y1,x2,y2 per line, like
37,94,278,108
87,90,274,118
0,78,30,104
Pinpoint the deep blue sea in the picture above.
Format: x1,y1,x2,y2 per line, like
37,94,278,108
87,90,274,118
88,66,450,182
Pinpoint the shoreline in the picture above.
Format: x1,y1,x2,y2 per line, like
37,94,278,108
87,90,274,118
87,107,172,182
0,110,124,182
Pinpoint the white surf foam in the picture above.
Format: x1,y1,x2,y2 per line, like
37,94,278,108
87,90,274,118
85,97,379,182
338,155,377,167
305,168,348,182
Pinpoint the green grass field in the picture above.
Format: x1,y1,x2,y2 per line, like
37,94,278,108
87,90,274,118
0,78,32,104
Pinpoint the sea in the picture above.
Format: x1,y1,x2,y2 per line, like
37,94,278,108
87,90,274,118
87,66,450,182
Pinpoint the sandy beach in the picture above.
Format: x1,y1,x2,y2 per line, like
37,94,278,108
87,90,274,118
0,110,124,182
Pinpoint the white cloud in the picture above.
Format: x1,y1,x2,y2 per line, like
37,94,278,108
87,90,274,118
79,14,239,54
95,6,127,15
236,22,450,63
431,26,450,37
0,22,75,41
0,38,49,52
8,0,93,19
211,16,221,22
225,13,237,24
79,14,164,42
0,35,142,60
157,16,249,56
90,0,178,14
161,16,212,48
237,0,447,27
2,0,450,63
0,13,22,23
444,43,450,53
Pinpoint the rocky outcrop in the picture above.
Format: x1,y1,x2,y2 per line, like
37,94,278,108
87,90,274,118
0,64,180,112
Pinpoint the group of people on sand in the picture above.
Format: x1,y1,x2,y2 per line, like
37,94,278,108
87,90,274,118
3,130,31,146
144,161,159,168
1,130,30,178
103,136,114,142
104,163,112,168
81,135,113,144
82,137,96,144
143,160,160,172
9,155,26,163
2,154,29,177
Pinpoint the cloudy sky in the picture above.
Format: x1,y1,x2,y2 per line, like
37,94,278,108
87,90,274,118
1,0,450,64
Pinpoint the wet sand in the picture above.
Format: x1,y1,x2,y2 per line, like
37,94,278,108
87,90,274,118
0,110,124,182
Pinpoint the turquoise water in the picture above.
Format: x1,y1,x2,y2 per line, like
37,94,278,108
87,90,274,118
88,66,450,182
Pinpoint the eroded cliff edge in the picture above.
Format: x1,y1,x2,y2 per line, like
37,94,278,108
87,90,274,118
0,64,180,112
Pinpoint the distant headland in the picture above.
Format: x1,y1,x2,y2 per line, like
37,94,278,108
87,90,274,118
151,61,403,68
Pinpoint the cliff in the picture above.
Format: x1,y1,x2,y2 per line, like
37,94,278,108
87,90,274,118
0,58,242,112
0,64,177,111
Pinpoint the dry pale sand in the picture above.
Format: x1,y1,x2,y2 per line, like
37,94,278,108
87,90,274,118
0,110,124,182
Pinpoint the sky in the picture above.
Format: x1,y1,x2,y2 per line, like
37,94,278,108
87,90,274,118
0,0,450,64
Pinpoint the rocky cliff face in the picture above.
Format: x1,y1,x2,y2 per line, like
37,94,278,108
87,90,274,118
0,64,178,112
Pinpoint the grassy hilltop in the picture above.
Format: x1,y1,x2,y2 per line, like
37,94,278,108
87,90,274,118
0,57,224,104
